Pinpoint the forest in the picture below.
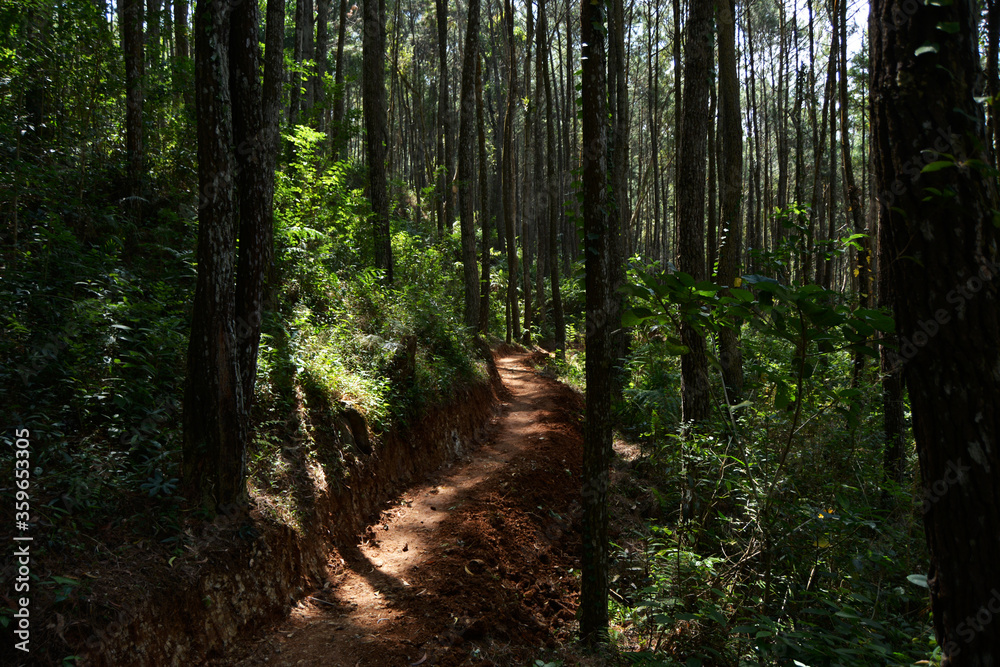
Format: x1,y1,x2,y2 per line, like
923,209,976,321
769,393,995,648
3,0,1000,664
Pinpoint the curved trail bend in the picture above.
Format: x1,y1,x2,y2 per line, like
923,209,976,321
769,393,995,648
215,352,585,666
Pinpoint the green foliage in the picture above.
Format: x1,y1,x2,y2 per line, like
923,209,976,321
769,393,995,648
0,112,486,582
612,268,931,663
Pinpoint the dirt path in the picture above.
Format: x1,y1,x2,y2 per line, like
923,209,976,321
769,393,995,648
214,352,585,667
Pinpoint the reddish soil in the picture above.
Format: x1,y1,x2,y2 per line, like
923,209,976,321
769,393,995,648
212,351,586,666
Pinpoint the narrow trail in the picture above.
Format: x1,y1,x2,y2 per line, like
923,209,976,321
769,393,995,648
215,351,585,666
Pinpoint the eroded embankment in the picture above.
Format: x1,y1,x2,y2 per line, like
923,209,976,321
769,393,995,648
59,361,503,667
211,351,587,667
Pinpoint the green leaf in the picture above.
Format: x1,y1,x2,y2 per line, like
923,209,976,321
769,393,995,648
622,307,654,327
936,21,960,34
921,160,955,173
731,625,758,634
907,574,929,589
854,308,896,333
915,42,940,57
729,287,754,302
706,608,727,625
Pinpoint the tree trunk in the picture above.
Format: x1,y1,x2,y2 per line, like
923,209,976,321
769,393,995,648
231,0,283,430
521,0,534,343
477,54,492,334
184,0,243,510
435,0,452,235
707,77,718,276
716,0,743,401
303,0,315,114
315,0,330,132
580,0,610,643
837,0,870,387
676,0,713,426
533,1,546,335
502,0,520,342
290,0,305,126
458,0,481,328
363,0,392,281
123,0,144,193
989,1,1000,167
825,30,838,291
608,0,628,400
542,0,564,353
173,0,193,110
332,0,348,157
871,1,1000,661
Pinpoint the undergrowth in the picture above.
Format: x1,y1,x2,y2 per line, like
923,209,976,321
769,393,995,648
0,125,493,632
540,246,936,665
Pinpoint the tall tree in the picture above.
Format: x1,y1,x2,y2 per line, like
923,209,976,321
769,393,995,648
521,0,535,343
331,0,349,156
871,0,1000,661
607,0,628,399
363,0,393,281
290,0,305,126
435,0,453,234
123,0,144,192
988,0,1000,167
184,0,242,509
580,0,611,644
458,0,481,328
541,0,565,353
173,0,193,109
676,0,713,426
836,0,870,386
501,0,520,342
716,0,743,400
232,0,284,424
477,53,492,334
315,0,330,131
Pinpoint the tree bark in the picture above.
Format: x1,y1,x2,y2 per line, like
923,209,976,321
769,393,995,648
607,0,628,400
836,0,870,387
363,0,392,281
184,0,242,510
290,0,305,126
580,0,610,644
332,0,348,156
541,0,564,353
871,1,1000,661
303,0,315,114
124,0,144,193
173,0,193,110
477,54,492,334
502,0,520,342
231,0,282,430
521,0,535,343
676,0,713,426
316,0,330,132
435,0,453,234
989,1,1000,168
458,0,481,328
717,0,743,401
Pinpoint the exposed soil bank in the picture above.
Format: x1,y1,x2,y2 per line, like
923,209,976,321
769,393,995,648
53,362,503,666
211,351,587,666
